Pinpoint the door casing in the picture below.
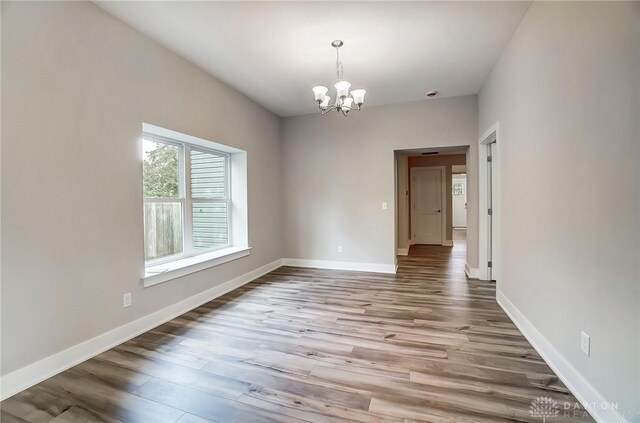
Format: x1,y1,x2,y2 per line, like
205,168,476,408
478,122,501,282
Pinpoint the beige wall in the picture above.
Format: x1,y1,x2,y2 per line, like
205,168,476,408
406,154,466,243
479,1,640,416
1,2,283,374
282,96,478,267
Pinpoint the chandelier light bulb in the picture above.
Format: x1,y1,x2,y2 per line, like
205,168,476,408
312,86,328,102
351,89,366,106
335,81,351,99
320,96,331,108
342,97,354,111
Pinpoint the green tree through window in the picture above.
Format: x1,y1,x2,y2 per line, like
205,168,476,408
143,142,179,198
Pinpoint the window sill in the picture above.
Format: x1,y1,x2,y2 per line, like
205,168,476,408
142,247,251,288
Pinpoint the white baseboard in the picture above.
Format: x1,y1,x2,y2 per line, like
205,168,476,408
281,258,396,274
465,263,480,279
442,240,453,247
396,248,409,256
497,291,627,423
0,258,283,401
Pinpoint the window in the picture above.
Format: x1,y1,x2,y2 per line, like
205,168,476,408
143,134,231,264
140,124,248,286
453,183,464,195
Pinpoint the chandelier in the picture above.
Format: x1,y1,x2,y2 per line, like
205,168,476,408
312,40,366,117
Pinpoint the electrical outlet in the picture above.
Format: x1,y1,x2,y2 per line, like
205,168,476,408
382,202,388,210
338,245,343,254
581,331,590,356
123,292,132,308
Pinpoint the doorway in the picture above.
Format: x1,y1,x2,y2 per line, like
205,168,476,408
410,166,446,245
395,147,467,255
452,174,467,228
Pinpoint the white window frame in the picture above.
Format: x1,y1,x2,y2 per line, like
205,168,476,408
143,133,232,267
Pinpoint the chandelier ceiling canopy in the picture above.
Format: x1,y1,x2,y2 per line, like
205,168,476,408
312,40,366,117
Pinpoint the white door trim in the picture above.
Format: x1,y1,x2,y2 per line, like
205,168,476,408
410,166,447,246
478,122,501,282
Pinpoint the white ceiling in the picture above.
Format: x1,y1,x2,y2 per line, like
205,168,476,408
96,1,531,117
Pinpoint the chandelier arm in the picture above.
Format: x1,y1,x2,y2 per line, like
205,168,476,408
320,105,338,115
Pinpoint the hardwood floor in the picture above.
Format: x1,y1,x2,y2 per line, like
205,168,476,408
2,231,593,422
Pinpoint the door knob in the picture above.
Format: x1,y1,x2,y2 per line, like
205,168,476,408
436,209,441,213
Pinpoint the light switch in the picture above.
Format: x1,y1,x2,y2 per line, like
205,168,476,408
123,292,132,308
581,331,590,356
382,202,388,210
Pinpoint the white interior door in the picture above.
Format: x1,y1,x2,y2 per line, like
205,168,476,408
411,167,443,245
452,175,467,228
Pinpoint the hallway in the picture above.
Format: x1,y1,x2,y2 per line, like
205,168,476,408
3,231,592,422
398,229,467,277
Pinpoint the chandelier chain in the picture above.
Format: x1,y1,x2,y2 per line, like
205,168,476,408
335,46,344,81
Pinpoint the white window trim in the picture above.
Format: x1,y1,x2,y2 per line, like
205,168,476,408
142,246,252,288
141,123,249,287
